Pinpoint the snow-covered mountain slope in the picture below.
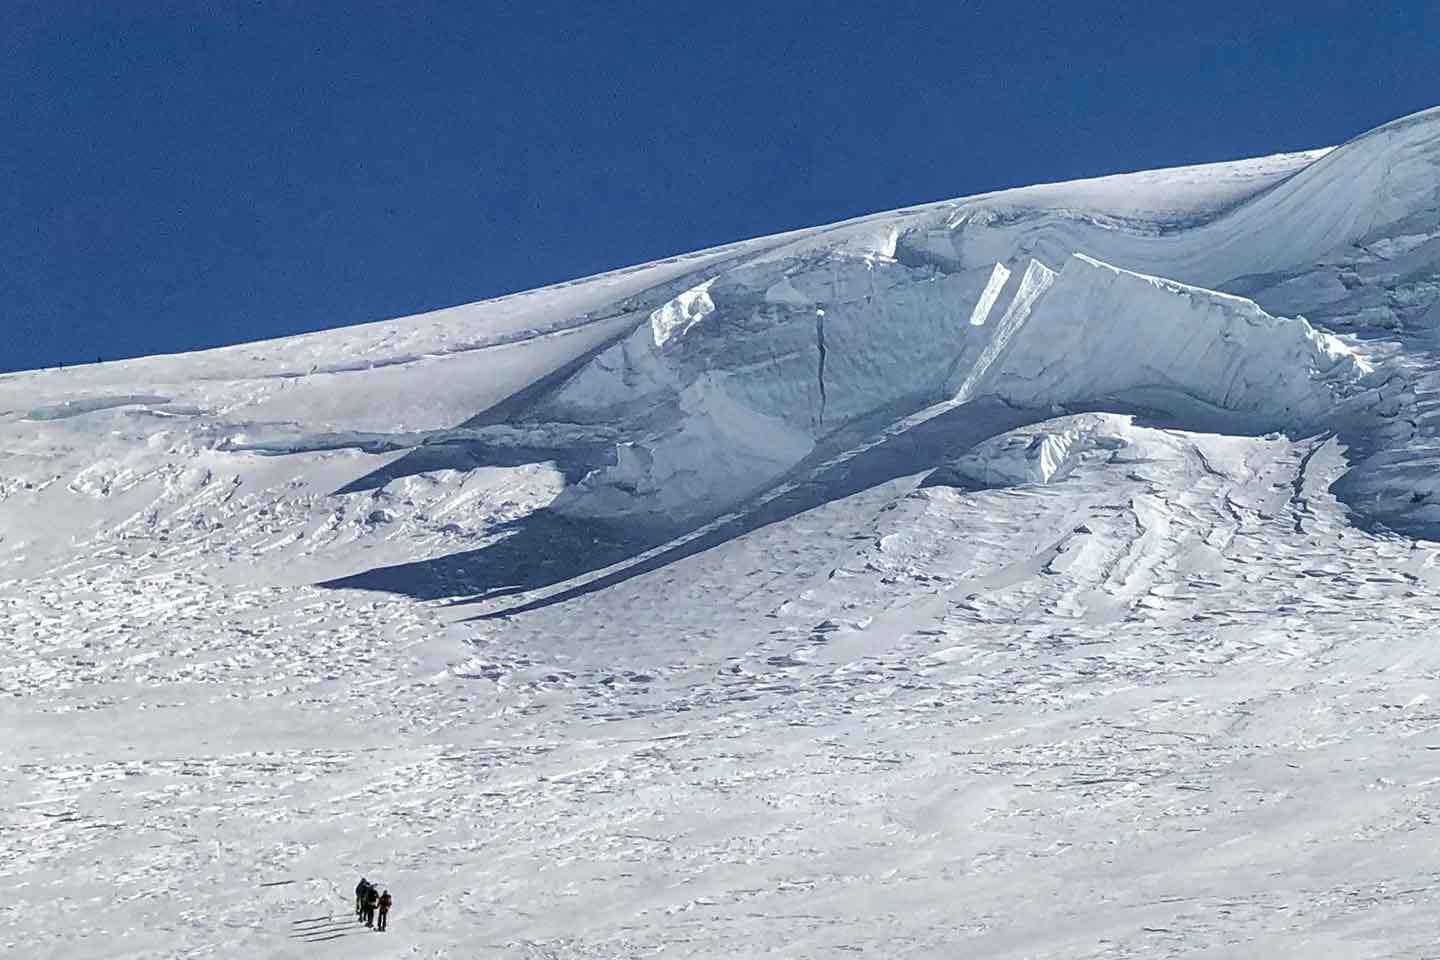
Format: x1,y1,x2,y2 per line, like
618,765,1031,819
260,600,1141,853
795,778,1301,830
6,107,1440,959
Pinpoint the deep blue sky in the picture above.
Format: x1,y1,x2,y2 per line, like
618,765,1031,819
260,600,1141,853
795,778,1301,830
4,1,1437,373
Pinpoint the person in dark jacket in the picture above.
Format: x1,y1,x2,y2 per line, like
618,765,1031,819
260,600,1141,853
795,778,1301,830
355,878,371,919
363,885,380,928
376,890,392,932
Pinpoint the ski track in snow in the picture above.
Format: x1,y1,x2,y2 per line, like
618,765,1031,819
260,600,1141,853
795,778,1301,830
5,107,1440,958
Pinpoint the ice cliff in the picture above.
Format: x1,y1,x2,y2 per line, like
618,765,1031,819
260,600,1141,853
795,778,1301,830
10,105,1437,542
519,107,1439,530
539,249,1374,525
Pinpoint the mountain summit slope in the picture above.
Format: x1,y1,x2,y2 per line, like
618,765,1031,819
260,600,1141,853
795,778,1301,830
5,107,1440,958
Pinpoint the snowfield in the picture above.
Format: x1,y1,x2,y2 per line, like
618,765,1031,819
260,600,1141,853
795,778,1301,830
6,106,1440,958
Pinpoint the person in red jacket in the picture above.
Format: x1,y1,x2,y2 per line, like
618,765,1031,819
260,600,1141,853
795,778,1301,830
376,890,392,932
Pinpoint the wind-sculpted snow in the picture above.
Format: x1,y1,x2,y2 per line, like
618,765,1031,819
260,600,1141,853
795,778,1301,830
9,106,1440,959
891,106,1440,291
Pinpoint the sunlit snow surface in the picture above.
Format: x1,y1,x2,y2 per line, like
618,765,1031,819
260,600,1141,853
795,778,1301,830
6,108,1440,958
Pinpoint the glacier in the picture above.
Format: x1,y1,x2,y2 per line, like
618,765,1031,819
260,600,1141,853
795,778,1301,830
5,106,1440,958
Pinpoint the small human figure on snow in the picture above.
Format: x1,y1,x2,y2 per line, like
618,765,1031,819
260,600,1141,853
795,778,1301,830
363,885,380,927
376,890,392,932
355,877,371,919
